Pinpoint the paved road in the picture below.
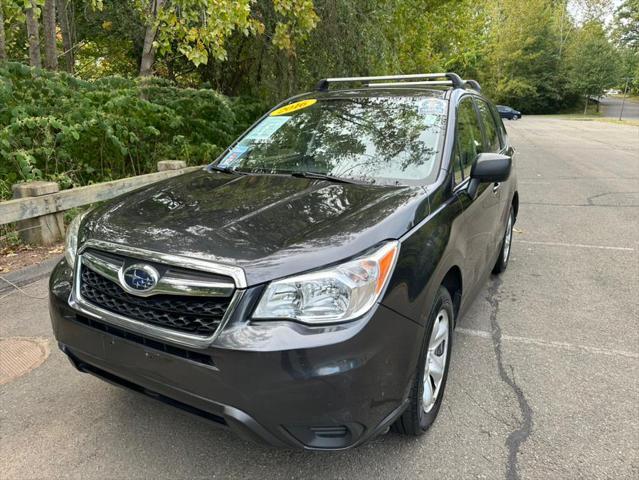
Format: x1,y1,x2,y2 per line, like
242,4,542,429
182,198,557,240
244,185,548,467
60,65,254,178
600,95,639,119
1,117,638,479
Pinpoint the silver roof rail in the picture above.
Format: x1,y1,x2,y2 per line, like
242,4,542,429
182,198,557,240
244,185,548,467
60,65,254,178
365,80,453,88
465,79,481,92
315,73,465,91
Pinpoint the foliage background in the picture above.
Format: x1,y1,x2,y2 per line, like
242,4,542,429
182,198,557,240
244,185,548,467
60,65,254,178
0,0,635,200
0,62,267,199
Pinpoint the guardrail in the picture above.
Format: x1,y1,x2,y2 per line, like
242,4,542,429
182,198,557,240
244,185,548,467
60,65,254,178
0,161,201,245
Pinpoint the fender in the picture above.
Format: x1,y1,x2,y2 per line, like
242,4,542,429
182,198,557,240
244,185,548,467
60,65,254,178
382,179,466,327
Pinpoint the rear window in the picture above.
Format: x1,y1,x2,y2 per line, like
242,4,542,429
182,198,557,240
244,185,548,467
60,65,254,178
217,96,448,185
476,100,501,152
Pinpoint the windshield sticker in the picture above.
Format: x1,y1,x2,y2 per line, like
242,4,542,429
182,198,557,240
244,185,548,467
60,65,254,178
270,99,317,116
243,116,291,141
219,144,249,167
418,98,446,116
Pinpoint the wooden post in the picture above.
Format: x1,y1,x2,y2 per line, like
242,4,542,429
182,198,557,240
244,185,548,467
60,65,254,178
157,160,187,171
12,181,65,245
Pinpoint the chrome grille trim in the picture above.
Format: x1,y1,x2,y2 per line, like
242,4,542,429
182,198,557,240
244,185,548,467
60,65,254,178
78,239,247,288
69,240,246,349
82,250,235,298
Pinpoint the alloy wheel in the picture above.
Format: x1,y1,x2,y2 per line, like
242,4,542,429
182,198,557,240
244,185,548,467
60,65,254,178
503,210,513,262
423,309,450,413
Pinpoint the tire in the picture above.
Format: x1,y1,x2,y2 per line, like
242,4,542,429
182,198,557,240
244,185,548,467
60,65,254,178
394,287,453,436
493,205,514,274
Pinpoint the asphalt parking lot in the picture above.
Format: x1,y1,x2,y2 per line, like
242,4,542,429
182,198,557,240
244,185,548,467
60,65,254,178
1,116,638,479
600,96,639,119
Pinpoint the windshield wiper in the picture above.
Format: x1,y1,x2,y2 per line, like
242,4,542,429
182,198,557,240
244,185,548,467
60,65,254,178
208,164,247,175
290,171,361,184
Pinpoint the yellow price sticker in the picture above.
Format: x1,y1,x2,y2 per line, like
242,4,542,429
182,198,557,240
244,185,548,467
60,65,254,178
270,99,317,116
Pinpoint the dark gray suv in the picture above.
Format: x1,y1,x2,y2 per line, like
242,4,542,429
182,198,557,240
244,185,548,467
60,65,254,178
49,73,518,450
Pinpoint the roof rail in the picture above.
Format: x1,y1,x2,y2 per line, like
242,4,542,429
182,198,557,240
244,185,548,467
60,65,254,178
465,79,481,92
315,73,464,92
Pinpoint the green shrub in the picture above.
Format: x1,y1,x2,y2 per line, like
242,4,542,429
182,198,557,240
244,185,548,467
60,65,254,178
0,63,268,200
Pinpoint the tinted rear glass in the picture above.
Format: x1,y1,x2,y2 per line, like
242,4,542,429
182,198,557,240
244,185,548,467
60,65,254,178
476,100,501,152
216,96,447,185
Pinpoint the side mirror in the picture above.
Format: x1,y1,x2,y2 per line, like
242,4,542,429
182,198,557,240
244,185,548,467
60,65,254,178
467,153,512,198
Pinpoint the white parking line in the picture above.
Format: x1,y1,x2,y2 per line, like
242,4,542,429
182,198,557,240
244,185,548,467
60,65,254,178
516,240,635,252
456,328,639,360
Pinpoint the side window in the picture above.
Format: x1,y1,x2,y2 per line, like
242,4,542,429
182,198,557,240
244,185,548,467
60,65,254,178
491,104,508,147
452,144,464,184
456,98,483,179
476,100,501,152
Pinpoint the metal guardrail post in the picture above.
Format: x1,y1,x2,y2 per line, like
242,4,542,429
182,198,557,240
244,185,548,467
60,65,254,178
11,181,65,245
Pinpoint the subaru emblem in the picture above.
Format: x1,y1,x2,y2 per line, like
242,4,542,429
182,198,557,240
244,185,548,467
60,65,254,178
121,264,159,293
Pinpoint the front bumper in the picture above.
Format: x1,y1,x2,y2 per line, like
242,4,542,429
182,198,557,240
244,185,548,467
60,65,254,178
50,260,423,450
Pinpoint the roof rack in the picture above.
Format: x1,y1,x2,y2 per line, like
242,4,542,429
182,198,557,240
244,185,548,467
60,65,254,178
315,73,465,92
465,79,481,92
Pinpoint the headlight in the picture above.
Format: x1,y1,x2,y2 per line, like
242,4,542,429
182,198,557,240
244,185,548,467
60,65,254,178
64,211,87,268
253,241,399,324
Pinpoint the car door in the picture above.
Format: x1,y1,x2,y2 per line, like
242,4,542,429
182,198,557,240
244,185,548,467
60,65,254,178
453,96,503,289
476,97,507,242
489,100,516,219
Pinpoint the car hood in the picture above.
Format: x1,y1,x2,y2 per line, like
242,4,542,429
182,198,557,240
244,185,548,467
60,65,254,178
83,169,429,285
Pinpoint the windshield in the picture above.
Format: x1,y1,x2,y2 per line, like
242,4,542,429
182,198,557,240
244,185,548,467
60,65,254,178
214,95,447,185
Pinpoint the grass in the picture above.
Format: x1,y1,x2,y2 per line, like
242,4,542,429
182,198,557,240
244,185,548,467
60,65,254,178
541,113,639,127
562,102,602,115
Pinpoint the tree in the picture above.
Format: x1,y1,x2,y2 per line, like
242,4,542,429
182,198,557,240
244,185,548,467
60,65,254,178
613,0,639,49
139,0,260,76
0,5,6,62
613,0,639,93
571,0,616,24
199,0,478,100
139,0,165,76
484,0,563,113
43,0,58,70
57,0,74,72
566,22,619,113
137,0,318,77
25,0,42,68
392,0,486,78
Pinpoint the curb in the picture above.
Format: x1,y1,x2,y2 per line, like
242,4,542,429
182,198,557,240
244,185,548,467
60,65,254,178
0,256,62,295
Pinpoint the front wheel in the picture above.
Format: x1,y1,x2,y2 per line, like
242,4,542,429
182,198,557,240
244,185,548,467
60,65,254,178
393,287,453,435
493,205,514,274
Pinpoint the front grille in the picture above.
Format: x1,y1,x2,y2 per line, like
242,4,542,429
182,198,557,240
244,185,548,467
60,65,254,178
79,266,231,336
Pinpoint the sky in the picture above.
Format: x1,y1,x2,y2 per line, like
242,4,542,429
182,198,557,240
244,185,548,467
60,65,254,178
568,0,622,26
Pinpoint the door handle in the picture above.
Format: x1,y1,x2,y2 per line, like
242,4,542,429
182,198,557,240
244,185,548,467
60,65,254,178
492,182,501,193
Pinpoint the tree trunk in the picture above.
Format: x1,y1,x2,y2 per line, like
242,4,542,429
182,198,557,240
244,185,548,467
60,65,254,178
0,7,7,62
583,96,588,115
139,0,165,77
43,0,58,70
57,0,74,73
25,1,42,68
